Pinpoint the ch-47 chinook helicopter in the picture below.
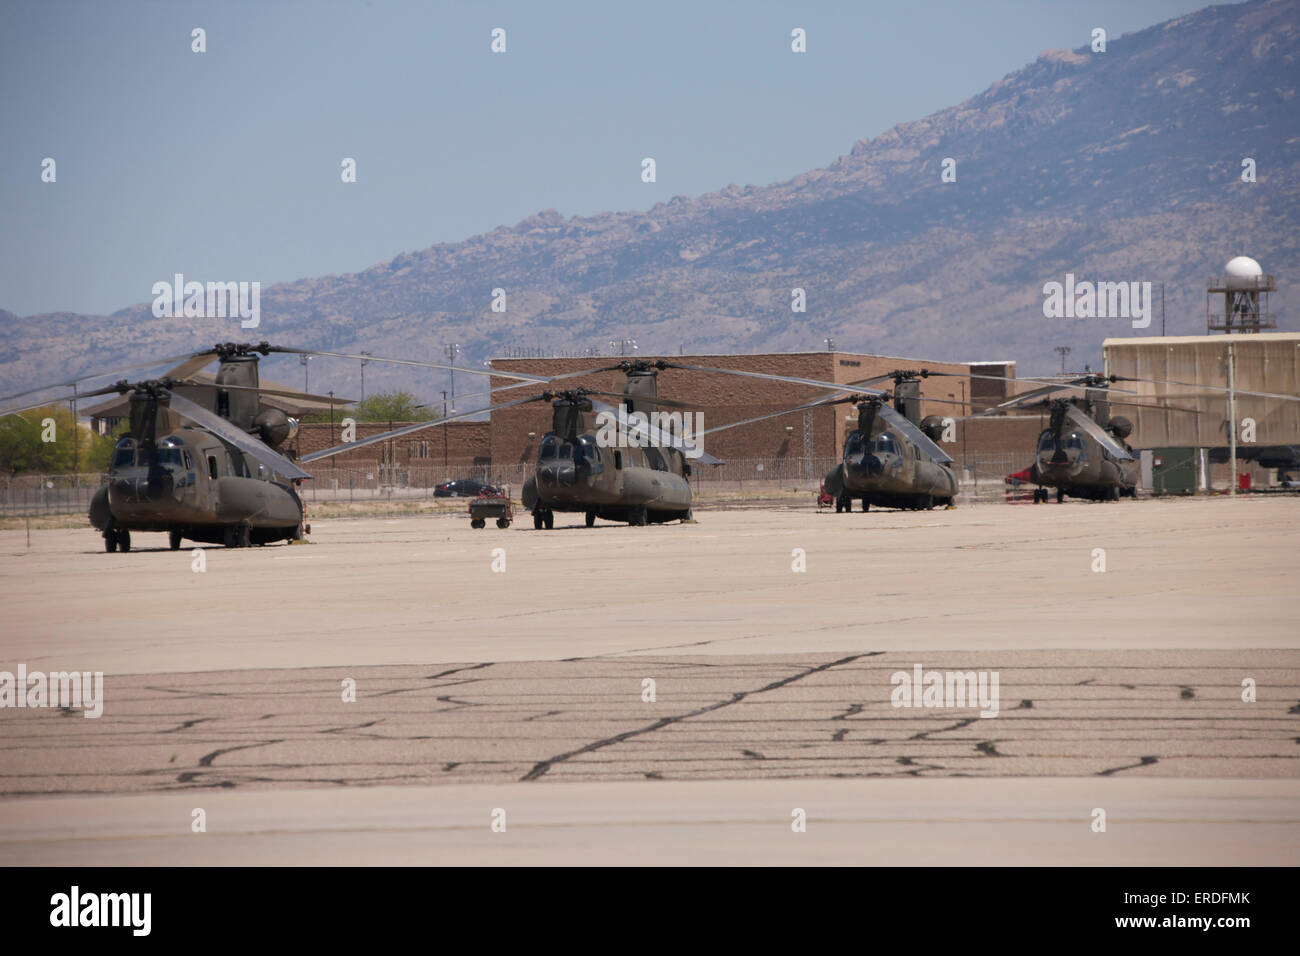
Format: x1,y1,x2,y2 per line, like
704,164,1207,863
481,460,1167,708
0,342,345,550
299,358,720,529
977,370,1300,503
989,375,1144,503
638,364,972,512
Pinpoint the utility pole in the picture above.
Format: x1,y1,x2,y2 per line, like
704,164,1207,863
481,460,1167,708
1054,346,1071,374
71,383,79,487
300,354,312,392
1161,283,1166,337
359,351,371,402
329,391,335,445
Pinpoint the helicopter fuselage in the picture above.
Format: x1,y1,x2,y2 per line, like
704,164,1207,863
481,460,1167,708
89,426,303,547
824,424,957,510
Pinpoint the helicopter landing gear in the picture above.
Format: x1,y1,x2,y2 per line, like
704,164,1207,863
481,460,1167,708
585,511,596,527
169,529,183,551
532,510,553,530
628,505,648,527
1032,488,1046,504
104,525,128,552
224,524,252,548
919,494,934,511
1108,485,1121,502
837,494,851,513
1056,488,1065,504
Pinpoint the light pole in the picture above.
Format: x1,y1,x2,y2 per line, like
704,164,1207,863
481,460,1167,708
445,344,461,409
824,337,836,351
300,354,312,392
1054,346,1071,375
359,351,371,402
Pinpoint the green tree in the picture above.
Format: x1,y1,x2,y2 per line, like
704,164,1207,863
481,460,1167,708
0,405,76,475
84,420,131,473
352,390,438,422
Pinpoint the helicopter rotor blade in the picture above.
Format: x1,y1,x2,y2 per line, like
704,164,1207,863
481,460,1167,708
163,390,313,479
1110,375,1300,404
698,393,856,439
300,392,552,464
661,362,888,397
0,381,134,418
1062,403,1134,461
876,404,954,464
0,352,211,406
263,347,550,385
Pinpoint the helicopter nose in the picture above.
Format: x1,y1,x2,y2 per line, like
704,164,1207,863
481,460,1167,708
111,469,174,503
537,463,577,487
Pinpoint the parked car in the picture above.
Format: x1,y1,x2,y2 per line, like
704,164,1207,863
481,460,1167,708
434,479,499,498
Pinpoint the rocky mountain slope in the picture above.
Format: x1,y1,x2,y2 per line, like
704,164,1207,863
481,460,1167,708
3,0,1296,401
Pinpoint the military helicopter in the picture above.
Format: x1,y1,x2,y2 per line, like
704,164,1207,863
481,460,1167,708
989,376,1141,503
300,358,719,528
0,342,344,550
630,363,971,512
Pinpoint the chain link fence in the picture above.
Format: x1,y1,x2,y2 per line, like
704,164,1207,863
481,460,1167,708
1,474,103,517
3,453,1032,516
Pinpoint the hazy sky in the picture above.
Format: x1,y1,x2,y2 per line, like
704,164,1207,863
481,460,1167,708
1,0,1214,316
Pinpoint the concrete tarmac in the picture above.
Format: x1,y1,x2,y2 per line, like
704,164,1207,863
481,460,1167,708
1,496,1297,864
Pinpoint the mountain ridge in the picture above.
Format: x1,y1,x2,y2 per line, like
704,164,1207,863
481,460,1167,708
3,0,1296,399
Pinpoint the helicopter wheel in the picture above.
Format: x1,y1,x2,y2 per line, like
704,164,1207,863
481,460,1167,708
1056,488,1065,504
629,506,647,527
862,500,869,512
533,512,544,530
118,530,131,552
922,495,934,510
841,495,851,513
834,496,843,513
544,511,554,530
585,511,596,527
104,530,118,553
1109,485,1121,502
169,529,183,551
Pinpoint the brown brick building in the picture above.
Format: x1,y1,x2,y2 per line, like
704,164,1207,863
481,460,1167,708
287,351,1047,485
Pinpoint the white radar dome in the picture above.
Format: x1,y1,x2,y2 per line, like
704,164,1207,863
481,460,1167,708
1224,256,1264,289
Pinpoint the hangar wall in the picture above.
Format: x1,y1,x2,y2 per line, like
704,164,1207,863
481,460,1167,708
1102,333,1300,448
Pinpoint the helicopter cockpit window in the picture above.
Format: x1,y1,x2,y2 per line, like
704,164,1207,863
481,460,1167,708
845,431,863,456
1037,430,1056,454
873,433,897,455
1066,433,1084,451
110,438,136,469
558,442,575,461
539,436,559,460
157,447,185,468
579,437,600,461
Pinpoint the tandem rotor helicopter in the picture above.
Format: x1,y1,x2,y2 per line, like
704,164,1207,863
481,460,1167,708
7,341,1297,549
